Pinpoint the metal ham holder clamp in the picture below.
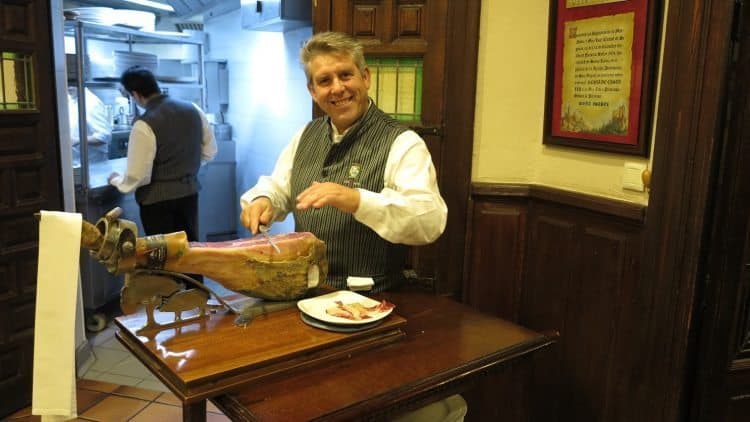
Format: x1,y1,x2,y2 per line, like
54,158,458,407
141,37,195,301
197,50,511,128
87,207,230,333
58,207,313,331
92,207,137,274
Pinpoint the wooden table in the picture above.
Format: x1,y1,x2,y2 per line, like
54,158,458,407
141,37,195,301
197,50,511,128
115,289,555,421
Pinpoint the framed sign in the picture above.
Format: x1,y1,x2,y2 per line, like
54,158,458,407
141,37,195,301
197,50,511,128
543,0,661,156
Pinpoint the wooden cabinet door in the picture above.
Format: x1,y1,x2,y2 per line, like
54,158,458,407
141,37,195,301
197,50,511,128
0,0,64,417
313,0,478,296
327,0,447,129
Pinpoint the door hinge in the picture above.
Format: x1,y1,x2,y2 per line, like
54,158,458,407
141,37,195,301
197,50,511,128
413,126,443,137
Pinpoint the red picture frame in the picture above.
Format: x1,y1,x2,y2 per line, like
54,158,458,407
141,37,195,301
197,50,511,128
543,0,661,156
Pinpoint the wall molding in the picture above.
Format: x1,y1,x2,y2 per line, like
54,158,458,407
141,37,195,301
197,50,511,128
471,182,646,223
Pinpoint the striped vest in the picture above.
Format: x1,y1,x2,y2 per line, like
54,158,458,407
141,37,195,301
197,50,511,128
291,105,409,291
134,95,203,206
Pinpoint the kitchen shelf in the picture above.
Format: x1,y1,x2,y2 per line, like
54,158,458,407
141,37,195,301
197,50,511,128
65,18,206,193
65,18,207,312
80,80,203,90
63,20,203,45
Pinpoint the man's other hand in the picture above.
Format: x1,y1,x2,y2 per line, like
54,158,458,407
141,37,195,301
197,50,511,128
295,181,360,213
107,172,121,185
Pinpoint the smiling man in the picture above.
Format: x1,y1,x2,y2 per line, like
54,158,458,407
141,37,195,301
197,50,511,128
239,31,447,293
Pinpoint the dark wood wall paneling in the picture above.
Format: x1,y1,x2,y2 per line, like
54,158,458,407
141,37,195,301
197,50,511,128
688,0,750,420
465,183,645,421
0,0,63,416
636,0,734,419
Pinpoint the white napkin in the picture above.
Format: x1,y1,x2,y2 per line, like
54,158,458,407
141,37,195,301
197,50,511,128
32,211,82,421
347,276,374,291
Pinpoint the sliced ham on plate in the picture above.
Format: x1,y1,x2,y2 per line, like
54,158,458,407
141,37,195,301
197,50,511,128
325,300,395,320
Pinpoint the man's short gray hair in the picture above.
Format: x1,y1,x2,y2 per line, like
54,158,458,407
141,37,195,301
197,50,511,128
299,32,366,84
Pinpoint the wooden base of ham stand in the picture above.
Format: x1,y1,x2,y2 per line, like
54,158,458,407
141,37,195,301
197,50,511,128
114,299,408,421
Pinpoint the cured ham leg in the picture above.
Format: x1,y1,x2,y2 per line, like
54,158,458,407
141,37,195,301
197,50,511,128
79,214,328,301
131,231,328,301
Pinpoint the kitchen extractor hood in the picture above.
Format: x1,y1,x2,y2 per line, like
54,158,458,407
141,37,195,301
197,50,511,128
240,0,312,32
68,0,239,19
68,0,310,31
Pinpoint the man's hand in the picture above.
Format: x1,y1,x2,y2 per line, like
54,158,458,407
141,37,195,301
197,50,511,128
295,181,360,213
240,197,274,235
107,172,121,185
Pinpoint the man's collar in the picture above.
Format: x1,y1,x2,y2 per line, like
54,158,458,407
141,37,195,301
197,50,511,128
143,93,166,108
329,99,373,140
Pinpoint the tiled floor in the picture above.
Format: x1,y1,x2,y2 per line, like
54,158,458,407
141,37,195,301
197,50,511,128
78,319,170,392
7,378,230,421
9,279,236,421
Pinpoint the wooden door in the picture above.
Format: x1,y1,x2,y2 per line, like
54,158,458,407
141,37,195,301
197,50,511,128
0,0,63,417
313,0,480,296
689,0,750,419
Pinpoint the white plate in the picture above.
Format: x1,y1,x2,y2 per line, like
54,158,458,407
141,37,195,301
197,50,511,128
297,290,393,325
299,312,384,333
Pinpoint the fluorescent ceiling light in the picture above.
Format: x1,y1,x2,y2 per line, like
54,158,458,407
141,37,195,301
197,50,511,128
123,0,175,12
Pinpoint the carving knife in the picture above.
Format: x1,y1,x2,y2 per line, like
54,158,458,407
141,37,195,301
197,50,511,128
258,224,281,253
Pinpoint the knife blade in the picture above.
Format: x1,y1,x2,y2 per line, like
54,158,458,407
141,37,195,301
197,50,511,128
258,224,281,253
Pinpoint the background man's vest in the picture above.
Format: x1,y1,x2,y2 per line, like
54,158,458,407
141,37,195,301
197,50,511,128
135,94,203,206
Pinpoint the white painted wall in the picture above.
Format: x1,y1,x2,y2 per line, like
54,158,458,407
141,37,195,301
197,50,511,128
473,0,664,204
203,11,312,236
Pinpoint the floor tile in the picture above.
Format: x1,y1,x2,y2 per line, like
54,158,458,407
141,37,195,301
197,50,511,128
98,335,127,351
112,385,162,401
79,368,103,380
129,402,182,421
5,406,37,420
207,400,223,414
154,392,181,406
206,412,233,421
75,388,108,414
137,378,171,393
79,395,149,421
11,317,238,422
87,324,116,347
108,356,154,379
8,384,230,421
78,378,121,394
7,415,41,421
90,371,143,387
89,347,131,372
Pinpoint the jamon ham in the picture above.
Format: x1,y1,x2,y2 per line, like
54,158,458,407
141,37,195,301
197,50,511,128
325,300,395,320
130,231,328,300
76,209,327,301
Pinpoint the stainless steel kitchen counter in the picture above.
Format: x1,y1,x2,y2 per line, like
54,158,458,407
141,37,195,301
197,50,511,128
89,157,126,191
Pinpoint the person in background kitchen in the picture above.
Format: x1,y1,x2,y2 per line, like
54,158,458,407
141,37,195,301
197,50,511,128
108,65,217,250
239,31,461,422
68,86,111,166
240,31,447,292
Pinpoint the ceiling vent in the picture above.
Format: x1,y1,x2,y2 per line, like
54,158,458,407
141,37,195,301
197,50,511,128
175,22,204,31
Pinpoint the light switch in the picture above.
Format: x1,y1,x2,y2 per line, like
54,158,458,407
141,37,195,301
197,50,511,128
623,162,647,192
